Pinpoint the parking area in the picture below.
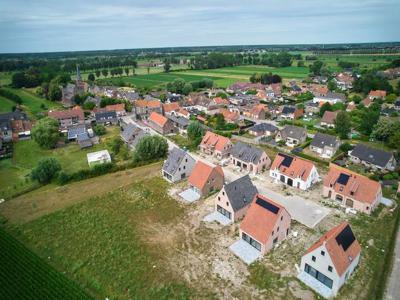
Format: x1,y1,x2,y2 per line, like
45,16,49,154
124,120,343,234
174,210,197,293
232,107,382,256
179,188,201,203
203,211,232,226
229,239,261,265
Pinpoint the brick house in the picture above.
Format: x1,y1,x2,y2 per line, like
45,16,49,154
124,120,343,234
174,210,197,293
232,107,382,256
188,161,224,197
230,142,271,174
199,131,233,159
48,106,84,132
148,112,177,135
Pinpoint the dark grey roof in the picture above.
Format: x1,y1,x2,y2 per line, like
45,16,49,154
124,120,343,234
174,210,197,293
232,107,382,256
310,133,339,149
162,147,192,175
280,125,307,140
282,106,296,115
95,111,117,122
231,141,265,164
67,125,86,139
319,92,346,101
0,110,28,122
351,143,394,168
167,115,189,127
224,175,258,212
249,123,278,133
120,124,148,147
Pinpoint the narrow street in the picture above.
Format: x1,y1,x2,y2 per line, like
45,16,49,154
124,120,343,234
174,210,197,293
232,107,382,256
384,225,400,300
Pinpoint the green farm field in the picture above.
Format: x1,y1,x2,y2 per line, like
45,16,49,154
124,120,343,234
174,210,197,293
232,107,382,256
6,176,195,299
0,126,121,199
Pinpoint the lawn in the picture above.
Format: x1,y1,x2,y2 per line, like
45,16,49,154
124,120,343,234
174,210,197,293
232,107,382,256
0,227,92,299
7,176,195,299
0,87,62,119
0,126,121,199
0,72,12,86
0,96,15,112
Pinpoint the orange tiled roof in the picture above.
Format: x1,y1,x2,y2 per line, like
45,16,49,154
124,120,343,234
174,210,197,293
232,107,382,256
369,90,386,98
362,98,373,107
149,112,168,127
135,99,161,108
163,102,181,113
48,106,84,120
106,104,125,112
250,104,267,115
321,110,338,124
271,153,316,181
323,164,381,205
213,97,230,106
220,108,239,122
305,221,361,276
177,108,189,117
188,161,224,190
200,131,231,152
240,194,288,244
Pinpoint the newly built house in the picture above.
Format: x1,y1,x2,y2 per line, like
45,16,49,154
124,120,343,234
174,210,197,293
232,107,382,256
270,153,320,190
239,194,291,255
188,161,224,197
323,164,381,214
148,112,177,135
298,222,361,298
162,148,196,183
230,142,271,174
214,175,258,222
199,131,233,159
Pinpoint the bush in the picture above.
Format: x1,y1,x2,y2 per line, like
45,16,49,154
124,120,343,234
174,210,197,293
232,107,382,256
0,88,23,104
93,124,106,136
31,117,60,149
31,158,61,184
339,142,353,153
133,135,168,162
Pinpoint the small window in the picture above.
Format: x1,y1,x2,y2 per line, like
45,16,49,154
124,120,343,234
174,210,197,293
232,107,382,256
281,216,283,221
277,227,279,232
222,191,225,195
226,202,229,206
272,230,274,236
218,196,220,201
328,266,333,272
366,206,369,210
321,250,325,256
312,256,316,262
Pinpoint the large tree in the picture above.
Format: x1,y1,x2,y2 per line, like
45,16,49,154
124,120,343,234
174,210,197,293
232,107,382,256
309,60,324,76
88,73,95,81
334,111,352,139
133,135,168,162
187,121,205,146
31,117,60,149
31,157,61,184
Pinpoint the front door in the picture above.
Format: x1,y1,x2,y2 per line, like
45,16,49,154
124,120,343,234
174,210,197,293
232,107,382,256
280,175,285,183
345,198,354,208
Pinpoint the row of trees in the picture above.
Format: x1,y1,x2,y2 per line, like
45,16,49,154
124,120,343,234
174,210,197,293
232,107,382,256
166,78,213,95
249,73,282,84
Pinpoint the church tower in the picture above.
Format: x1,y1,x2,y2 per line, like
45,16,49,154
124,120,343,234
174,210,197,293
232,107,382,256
76,64,82,82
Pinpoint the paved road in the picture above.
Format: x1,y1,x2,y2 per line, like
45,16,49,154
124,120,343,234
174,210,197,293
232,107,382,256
384,225,400,300
123,115,330,228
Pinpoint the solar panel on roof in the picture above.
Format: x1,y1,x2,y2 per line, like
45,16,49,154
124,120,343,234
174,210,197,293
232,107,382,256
255,197,279,214
337,173,350,185
280,154,293,168
335,225,356,251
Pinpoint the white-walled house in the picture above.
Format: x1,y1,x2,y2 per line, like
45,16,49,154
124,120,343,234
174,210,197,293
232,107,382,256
298,222,361,298
162,148,196,183
269,153,320,190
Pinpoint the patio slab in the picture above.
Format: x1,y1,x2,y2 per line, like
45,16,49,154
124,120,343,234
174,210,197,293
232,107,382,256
229,239,261,265
297,271,334,299
203,211,232,225
179,188,200,203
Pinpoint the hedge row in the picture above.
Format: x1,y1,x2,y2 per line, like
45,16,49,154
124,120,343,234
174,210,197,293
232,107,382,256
0,88,22,104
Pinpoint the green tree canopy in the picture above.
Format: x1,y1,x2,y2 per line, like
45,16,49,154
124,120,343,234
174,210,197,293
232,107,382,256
187,121,205,146
31,157,61,184
133,135,168,162
31,117,60,149
335,111,352,139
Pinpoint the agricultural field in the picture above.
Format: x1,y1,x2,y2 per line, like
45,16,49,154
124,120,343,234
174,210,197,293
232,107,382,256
1,171,397,300
0,126,122,200
0,96,15,112
0,227,92,299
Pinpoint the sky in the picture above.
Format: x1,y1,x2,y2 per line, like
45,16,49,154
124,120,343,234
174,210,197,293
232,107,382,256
0,0,399,53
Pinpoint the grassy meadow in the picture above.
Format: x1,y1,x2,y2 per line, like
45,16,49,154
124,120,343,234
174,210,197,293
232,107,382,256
0,126,121,199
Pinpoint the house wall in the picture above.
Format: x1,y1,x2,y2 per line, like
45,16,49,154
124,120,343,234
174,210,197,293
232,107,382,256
269,166,319,190
349,154,396,171
310,145,337,158
322,186,380,214
198,169,224,197
172,154,196,182
231,152,271,174
300,245,360,296
201,142,232,159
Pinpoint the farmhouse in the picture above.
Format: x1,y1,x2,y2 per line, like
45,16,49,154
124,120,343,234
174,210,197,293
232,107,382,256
188,161,224,197
148,112,177,135
248,122,278,137
199,131,233,159
334,73,354,90
214,175,258,222
134,99,162,119
162,147,195,183
48,106,84,131
280,106,304,120
270,153,320,190
313,92,345,105
310,133,341,158
120,123,148,149
95,111,118,125
162,102,181,115
323,164,381,214
239,194,291,255
230,142,271,174
298,222,361,298
105,104,126,116
275,125,307,147
87,150,111,167
320,111,338,128
349,143,397,171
